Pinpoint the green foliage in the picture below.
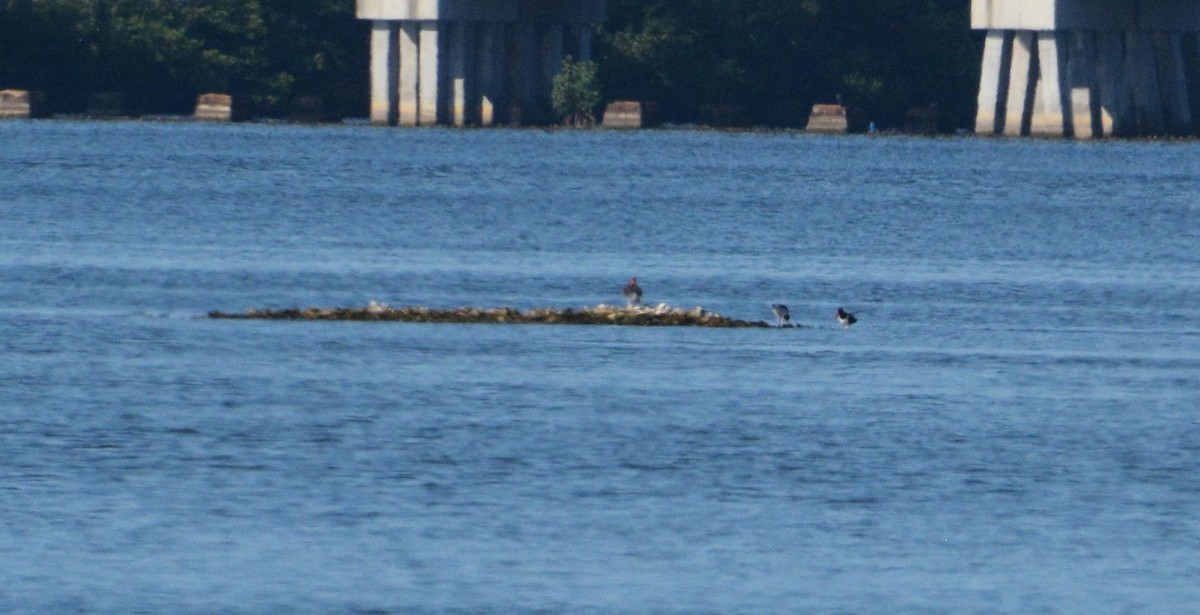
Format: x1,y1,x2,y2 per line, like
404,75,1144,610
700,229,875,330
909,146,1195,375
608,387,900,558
552,56,602,127
0,0,365,117
600,0,980,130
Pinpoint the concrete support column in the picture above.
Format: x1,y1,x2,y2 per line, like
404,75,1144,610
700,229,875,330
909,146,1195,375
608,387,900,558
511,21,539,125
1184,34,1200,133
1066,31,1099,138
1184,35,1200,132
370,21,397,125
1128,32,1166,135
398,22,420,126
969,0,1200,138
1155,33,1193,135
479,22,507,125
577,27,594,62
448,21,478,126
1096,31,1133,136
540,24,565,117
976,29,1014,134
1031,31,1072,136
1005,31,1038,135
419,21,444,126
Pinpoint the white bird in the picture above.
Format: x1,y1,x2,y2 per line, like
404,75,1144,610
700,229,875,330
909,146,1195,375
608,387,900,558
771,304,790,327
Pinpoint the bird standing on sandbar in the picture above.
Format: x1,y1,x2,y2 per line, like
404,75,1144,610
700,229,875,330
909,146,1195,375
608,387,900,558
621,277,643,306
836,307,857,328
771,304,790,327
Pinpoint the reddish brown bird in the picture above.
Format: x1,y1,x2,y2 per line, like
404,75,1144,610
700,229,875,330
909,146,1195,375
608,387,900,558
621,277,643,306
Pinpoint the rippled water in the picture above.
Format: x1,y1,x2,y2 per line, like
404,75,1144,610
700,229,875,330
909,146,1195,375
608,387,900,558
2,120,1199,614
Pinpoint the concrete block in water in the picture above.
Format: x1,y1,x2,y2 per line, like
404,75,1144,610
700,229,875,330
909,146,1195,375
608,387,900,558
0,89,47,119
194,93,234,121
806,104,848,133
601,101,659,129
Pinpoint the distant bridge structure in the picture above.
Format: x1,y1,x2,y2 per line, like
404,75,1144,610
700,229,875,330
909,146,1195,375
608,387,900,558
974,0,1200,137
358,0,604,127
358,0,1200,135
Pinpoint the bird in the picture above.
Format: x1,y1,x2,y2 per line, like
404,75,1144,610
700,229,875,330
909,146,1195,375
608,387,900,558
621,277,643,306
771,304,791,327
836,307,857,328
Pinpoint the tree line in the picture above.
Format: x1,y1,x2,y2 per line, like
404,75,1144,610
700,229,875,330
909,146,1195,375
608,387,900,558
0,0,368,118
0,0,981,129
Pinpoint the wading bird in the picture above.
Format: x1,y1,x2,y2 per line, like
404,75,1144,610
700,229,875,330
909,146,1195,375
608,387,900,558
621,277,643,306
771,304,790,327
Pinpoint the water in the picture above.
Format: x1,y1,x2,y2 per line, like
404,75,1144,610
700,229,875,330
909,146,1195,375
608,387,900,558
1,121,1199,614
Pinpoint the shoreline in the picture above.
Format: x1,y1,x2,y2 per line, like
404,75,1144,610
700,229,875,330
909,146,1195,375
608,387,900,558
7,116,1197,141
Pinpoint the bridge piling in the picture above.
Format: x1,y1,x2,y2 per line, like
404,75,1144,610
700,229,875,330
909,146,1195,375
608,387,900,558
359,0,604,127
478,23,505,125
369,22,396,125
976,30,1012,135
973,0,1200,137
398,23,420,126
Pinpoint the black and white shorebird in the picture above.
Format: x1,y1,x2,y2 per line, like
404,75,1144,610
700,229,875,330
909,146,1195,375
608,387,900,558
836,307,857,328
771,304,791,327
621,277,643,306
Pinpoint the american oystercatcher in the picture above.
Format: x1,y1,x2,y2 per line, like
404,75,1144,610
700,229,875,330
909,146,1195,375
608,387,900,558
836,307,857,328
771,304,791,327
621,277,643,306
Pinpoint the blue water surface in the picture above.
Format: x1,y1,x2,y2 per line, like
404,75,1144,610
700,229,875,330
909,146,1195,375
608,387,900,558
1,120,1199,614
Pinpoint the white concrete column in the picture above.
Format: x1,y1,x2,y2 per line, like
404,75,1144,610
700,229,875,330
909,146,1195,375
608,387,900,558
1128,31,1166,135
370,21,397,125
1154,33,1193,135
1005,31,1038,135
1066,31,1098,138
419,21,443,126
479,22,506,125
540,24,565,117
398,22,420,126
463,22,480,126
448,21,467,126
1096,31,1132,136
1186,34,1200,132
512,21,539,125
1031,31,1071,136
976,29,1013,134
577,27,594,62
